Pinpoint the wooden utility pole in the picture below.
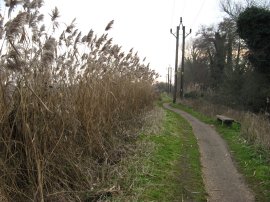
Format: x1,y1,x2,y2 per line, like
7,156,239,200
167,67,170,92
180,22,191,99
170,20,181,103
167,66,172,93
174,26,179,103
169,66,172,92
166,73,169,92
180,26,185,99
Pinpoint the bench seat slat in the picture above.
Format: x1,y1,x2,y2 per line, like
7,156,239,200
216,115,234,126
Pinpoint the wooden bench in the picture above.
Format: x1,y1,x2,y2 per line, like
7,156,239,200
216,115,234,126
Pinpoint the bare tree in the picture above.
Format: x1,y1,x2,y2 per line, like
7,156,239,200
220,0,270,20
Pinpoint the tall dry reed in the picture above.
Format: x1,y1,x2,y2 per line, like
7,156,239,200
0,1,158,201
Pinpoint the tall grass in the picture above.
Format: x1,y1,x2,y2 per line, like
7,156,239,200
0,1,157,201
180,98,270,150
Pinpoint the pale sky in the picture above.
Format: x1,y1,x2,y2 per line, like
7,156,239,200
16,0,227,81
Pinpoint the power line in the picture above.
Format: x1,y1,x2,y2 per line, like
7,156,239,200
191,0,207,29
181,0,187,20
170,0,176,28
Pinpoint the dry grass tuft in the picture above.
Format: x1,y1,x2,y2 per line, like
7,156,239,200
241,113,270,149
109,108,164,201
0,2,158,201
181,98,270,150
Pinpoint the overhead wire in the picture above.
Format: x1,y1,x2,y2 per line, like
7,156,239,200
181,0,187,21
191,0,207,32
168,0,177,82
170,0,176,28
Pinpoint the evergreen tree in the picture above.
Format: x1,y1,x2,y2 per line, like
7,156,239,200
237,6,270,75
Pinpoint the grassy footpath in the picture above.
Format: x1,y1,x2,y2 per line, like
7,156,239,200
172,102,270,202
135,109,206,201
112,97,206,201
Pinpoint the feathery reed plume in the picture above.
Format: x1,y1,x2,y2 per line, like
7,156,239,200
41,37,56,66
28,0,44,9
37,14,44,22
105,20,114,31
5,0,24,17
66,18,76,33
50,7,60,21
74,31,81,48
39,24,45,32
5,12,28,40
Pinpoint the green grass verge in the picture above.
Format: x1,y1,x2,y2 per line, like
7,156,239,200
172,102,270,202
135,109,206,201
112,95,207,201
157,93,172,107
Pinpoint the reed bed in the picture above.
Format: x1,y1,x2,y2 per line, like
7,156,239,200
0,1,157,201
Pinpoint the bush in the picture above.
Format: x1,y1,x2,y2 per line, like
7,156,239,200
185,91,204,99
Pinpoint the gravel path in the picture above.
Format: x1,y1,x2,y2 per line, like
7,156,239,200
164,103,254,202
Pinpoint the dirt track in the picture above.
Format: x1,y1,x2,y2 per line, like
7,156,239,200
164,103,254,202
